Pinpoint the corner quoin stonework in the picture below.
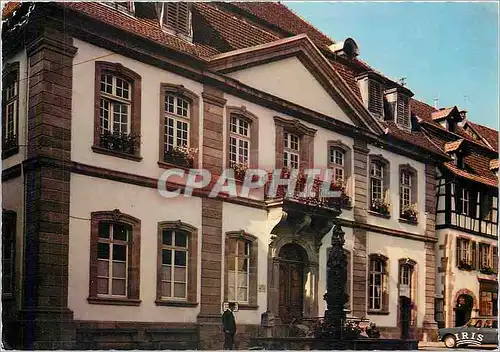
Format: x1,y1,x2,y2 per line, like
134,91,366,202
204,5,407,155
197,86,226,350
351,139,369,318
22,22,77,349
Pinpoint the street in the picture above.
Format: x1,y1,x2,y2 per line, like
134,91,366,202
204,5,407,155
419,342,497,350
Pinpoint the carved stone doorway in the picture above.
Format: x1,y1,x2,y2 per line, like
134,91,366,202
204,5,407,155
278,243,308,323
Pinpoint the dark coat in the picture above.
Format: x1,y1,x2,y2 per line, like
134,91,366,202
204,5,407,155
222,309,236,333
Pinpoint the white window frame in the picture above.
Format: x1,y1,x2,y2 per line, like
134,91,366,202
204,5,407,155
97,223,129,298
161,230,189,300
370,163,384,202
460,188,470,215
400,170,411,209
369,258,385,311
164,94,190,152
100,74,132,135
399,264,412,286
229,115,250,166
283,132,300,169
329,147,345,181
228,239,250,304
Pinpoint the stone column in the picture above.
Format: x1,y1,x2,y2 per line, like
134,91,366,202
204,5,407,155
352,140,369,318
197,86,226,349
21,21,78,349
423,164,438,340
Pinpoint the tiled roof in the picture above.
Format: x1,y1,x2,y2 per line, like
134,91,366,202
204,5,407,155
431,107,454,120
226,2,335,49
490,159,499,171
467,121,499,151
61,2,219,59
1,1,19,19
444,139,464,153
444,162,497,188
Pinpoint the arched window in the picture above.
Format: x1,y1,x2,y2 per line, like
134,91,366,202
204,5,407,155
368,254,389,312
156,221,198,306
93,62,142,160
225,231,258,309
89,210,141,305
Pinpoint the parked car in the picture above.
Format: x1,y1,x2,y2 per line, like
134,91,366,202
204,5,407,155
438,316,498,348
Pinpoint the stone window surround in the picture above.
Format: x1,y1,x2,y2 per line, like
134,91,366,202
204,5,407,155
224,230,258,310
226,106,259,170
368,154,391,217
2,61,20,159
274,116,316,170
398,164,418,222
156,221,199,307
93,61,142,162
367,253,390,315
158,83,200,169
397,258,418,328
88,210,141,306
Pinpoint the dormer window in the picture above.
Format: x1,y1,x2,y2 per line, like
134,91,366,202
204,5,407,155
105,2,135,15
160,2,191,38
355,72,385,118
384,87,413,129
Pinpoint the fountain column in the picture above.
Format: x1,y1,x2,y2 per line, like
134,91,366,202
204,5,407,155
323,222,348,339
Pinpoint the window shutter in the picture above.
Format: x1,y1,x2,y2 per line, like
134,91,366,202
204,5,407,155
164,2,189,35
456,239,461,267
397,95,410,127
368,80,383,115
471,241,477,269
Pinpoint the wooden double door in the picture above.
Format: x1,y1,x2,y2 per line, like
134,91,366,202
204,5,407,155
278,243,307,323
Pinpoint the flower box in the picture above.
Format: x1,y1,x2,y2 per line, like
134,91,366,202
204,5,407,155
458,260,473,271
370,199,391,216
231,162,249,181
100,131,140,155
480,267,495,275
400,204,418,222
163,145,197,168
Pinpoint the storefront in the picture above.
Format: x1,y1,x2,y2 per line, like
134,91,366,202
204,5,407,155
479,279,498,317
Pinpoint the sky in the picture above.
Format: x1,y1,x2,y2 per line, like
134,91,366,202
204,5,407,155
285,1,499,129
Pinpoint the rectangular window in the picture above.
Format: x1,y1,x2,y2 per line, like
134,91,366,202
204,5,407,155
397,95,410,127
479,244,492,269
100,74,131,135
283,132,300,169
400,170,411,210
399,264,412,286
163,2,190,35
369,259,385,310
459,188,470,215
97,223,130,297
164,94,190,159
370,163,383,201
229,116,250,166
329,148,345,181
2,67,19,152
160,229,188,300
227,238,250,303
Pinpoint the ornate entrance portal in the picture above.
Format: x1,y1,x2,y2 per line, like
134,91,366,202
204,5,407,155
278,243,308,323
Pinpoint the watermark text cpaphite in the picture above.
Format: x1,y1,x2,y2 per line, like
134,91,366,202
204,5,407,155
157,168,343,199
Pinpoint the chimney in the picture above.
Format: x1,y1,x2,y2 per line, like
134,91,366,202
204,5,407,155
329,38,359,61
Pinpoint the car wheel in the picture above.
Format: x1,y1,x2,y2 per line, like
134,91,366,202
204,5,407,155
443,335,456,348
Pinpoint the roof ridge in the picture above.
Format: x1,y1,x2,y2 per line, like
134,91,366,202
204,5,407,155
281,2,336,45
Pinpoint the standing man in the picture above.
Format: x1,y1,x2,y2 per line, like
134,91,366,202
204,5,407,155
222,302,237,350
